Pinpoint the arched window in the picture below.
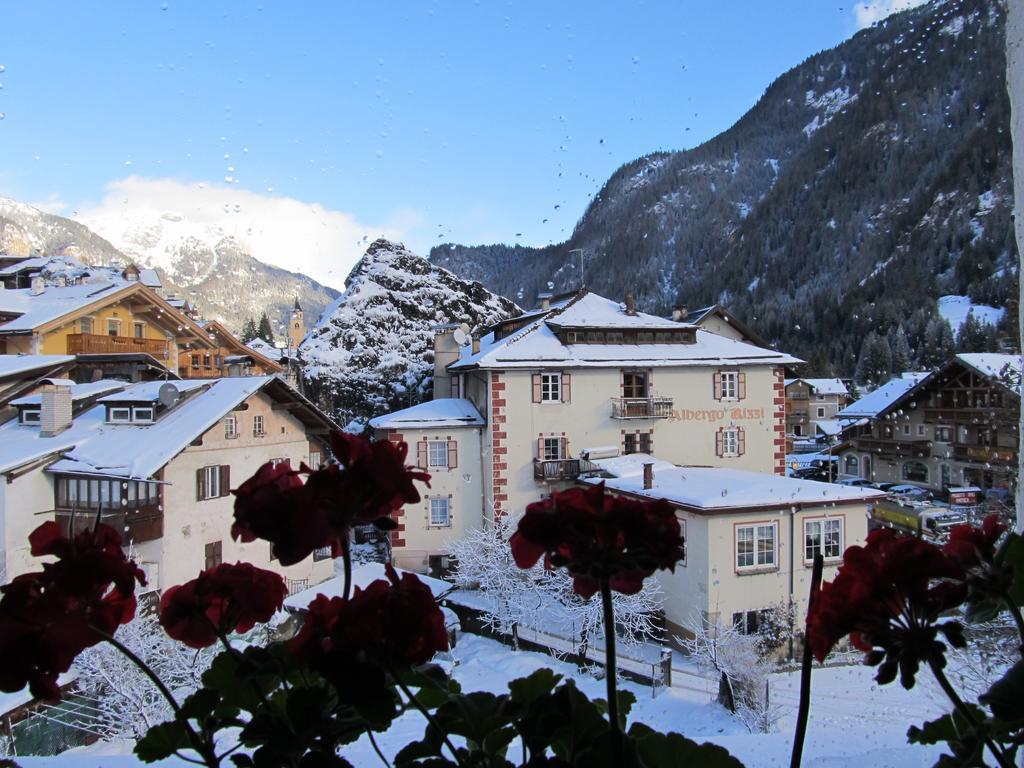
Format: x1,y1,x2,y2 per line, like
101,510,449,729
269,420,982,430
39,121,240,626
845,455,859,475
903,461,928,483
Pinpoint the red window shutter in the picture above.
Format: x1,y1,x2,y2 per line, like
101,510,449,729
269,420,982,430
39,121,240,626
738,372,747,400
220,465,230,497
416,440,428,469
737,427,746,456
561,373,571,403
447,439,458,469
713,372,723,400
532,373,542,403
196,468,205,501
715,429,724,458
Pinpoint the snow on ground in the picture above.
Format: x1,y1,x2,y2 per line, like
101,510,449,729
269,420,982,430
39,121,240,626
937,295,1004,336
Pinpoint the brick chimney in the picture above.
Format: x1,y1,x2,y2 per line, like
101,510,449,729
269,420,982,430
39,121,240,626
643,462,654,490
625,291,637,316
40,380,73,437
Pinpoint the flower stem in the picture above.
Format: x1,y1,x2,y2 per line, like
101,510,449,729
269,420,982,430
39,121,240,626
928,657,1013,768
790,553,823,768
388,666,464,768
367,730,392,768
90,625,219,767
342,534,352,601
600,580,623,767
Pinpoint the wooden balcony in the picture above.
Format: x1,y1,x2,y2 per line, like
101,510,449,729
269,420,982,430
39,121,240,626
66,333,170,360
850,436,931,458
952,443,1018,466
55,507,163,544
610,397,673,419
923,407,1016,425
534,458,581,481
179,349,229,379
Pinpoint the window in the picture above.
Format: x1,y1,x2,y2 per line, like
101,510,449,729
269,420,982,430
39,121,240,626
269,458,291,468
109,407,132,423
205,541,222,570
224,415,238,439
79,317,94,334
132,406,154,423
197,465,230,500
428,440,449,468
308,451,322,470
732,610,761,636
917,424,927,437
429,497,451,526
540,372,561,402
623,431,653,455
902,424,911,436
622,370,648,399
736,523,776,570
804,518,843,562
253,414,265,436
107,318,120,337
816,407,826,418
542,437,564,460
935,426,952,442
19,408,40,424
844,454,859,474
133,321,145,338
313,545,333,561
717,427,743,458
902,461,928,483
793,424,803,437
720,371,738,400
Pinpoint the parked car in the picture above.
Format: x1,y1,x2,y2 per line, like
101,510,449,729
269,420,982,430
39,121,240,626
837,477,873,488
887,484,932,502
872,482,898,492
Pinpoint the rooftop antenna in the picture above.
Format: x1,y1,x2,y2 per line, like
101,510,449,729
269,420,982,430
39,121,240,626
568,248,584,290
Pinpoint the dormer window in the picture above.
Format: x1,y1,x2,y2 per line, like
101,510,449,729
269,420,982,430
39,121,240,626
109,407,132,423
106,404,158,424
19,408,41,425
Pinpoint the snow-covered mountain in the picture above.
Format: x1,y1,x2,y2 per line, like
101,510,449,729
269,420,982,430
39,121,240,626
301,238,519,426
0,197,338,333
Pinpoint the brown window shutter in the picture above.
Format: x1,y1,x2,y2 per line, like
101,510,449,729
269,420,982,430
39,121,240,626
196,468,205,500
220,465,230,497
561,373,571,403
560,437,568,459
532,373,542,403
738,372,747,400
416,440,428,469
447,439,458,469
537,437,544,459
715,429,724,458
647,369,653,389
737,427,746,456
713,372,723,401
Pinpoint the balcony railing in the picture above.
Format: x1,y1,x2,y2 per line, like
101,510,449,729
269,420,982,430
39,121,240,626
851,436,931,458
55,507,163,544
534,458,581,481
66,333,170,360
179,349,229,379
923,407,1015,424
953,443,1018,466
610,397,673,419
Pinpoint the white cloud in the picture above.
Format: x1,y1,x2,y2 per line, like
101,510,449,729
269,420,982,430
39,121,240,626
27,193,68,215
853,0,928,28
75,177,413,290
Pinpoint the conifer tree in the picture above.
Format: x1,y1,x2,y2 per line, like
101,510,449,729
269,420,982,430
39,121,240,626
891,325,912,375
855,332,892,388
240,317,258,344
257,313,275,344
957,310,988,353
922,317,956,369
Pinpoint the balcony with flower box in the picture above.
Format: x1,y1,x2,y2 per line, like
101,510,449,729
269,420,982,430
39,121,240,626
610,397,673,420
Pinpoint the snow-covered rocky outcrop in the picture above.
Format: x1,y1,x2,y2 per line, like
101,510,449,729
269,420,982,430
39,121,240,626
301,239,519,426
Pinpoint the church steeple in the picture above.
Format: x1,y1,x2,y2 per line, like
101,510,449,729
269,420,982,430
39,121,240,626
289,298,305,349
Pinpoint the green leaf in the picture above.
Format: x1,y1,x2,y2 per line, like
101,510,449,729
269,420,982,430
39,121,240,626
179,688,221,721
135,720,191,762
508,668,563,705
981,659,1024,723
629,724,745,768
616,689,637,724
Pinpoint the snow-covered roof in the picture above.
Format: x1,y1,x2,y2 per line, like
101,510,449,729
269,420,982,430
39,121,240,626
0,281,129,333
46,377,273,479
0,256,49,276
814,419,846,437
450,292,799,371
956,353,1023,382
786,378,849,396
97,379,208,403
585,453,883,511
837,373,929,419
138,268,161,288
11,379,126,406
369,398,484,430
546,292,692,330
0,354,74,378
283,562,453,611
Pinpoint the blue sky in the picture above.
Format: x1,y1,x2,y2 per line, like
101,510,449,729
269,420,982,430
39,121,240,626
0,1,921,287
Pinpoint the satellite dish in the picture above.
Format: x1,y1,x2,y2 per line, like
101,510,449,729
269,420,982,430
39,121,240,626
158,383,180,409
453,328,469,346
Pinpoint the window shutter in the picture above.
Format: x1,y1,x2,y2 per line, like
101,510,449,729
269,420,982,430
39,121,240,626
737,427,746,456
713,372,723,400
560,437,568,459
537,437,544,459
531,373,542,403
561,373,571,403
416,440,428,469
647,369,653,390
220,465,230,496
447,439,458,469
738,372,747,400
196,468,205,501
715,429,724,458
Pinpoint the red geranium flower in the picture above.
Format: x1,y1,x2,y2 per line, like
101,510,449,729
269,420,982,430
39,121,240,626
289,564,448,672
943,514,1006,570
0,521,145,699
329,432,431,526
509,482,684,598
159,562,287,649
807,528,966,688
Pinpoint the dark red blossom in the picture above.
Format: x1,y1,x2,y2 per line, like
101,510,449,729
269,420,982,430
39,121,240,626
159,562,287,649
944,514,1006,570
509,482,684,597
231,433,429,565
0,521,145,699
289,564,448,672
807,528,966,688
